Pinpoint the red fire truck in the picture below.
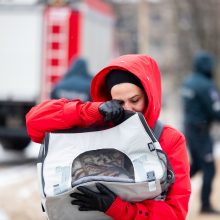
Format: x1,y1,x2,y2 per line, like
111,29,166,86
0,0,116,150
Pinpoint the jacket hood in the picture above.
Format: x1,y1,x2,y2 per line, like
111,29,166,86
65,57,90,79
193,51,215,77
91,54,162,128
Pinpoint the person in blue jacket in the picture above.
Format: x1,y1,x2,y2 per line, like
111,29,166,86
51,57,92,101
181,50,220,214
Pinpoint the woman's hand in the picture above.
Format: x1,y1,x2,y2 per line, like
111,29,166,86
70,183,116,212
99,100,124,123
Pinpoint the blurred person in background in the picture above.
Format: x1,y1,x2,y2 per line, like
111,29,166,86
181,50,220,214
26,54,191,220
51,57,92,101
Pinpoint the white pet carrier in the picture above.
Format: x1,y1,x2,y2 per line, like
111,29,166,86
37,112,174,220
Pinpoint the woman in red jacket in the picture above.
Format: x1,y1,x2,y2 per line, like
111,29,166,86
26,54,191,220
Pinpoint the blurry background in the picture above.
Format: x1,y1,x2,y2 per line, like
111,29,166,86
0,0,220,219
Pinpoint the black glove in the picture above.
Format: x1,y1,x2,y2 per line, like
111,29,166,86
99,100,124,124
70,183,116,212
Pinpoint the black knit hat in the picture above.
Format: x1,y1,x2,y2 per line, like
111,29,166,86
106,70,144,92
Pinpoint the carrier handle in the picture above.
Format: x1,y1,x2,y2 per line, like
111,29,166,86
137,112,157,143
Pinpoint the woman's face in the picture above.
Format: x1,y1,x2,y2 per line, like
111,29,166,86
110,83,148,113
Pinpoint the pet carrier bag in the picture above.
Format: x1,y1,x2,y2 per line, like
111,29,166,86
37,112,174,220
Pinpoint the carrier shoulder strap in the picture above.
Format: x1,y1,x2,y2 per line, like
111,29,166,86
152,120,164,141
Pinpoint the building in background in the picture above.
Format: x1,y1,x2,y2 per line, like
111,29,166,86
109,0,220,78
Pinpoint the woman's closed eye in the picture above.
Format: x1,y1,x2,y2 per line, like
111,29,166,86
130,98,139,103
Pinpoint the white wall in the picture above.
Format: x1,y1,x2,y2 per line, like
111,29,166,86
0,6,43,101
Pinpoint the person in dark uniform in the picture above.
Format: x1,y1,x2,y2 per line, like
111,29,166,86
51,57,92,101
181,50,220,214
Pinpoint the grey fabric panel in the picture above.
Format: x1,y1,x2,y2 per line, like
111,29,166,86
152,120,164,141
45,181,162,220
72,176,134,187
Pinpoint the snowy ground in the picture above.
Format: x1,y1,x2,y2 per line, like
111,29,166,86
0,142,41,220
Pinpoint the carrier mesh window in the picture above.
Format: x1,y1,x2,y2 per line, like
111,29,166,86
72,149,134,185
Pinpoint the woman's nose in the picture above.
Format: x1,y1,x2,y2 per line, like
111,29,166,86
123,102,133,111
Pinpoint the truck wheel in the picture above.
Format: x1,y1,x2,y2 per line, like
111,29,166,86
1,138,30,151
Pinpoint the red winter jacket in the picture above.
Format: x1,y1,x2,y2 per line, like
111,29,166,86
26,54,191,220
